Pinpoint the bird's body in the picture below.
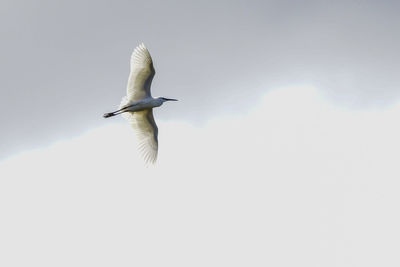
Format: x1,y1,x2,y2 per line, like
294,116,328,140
104,97,165,117
103,43,177,164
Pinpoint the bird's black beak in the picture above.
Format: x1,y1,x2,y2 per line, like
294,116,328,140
165,98,178,101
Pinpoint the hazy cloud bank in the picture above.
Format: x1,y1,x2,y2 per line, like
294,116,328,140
1,86,399,266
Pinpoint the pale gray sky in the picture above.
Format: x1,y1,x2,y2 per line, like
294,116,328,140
1,0,399,158
1,1,400,266
2,85,400,266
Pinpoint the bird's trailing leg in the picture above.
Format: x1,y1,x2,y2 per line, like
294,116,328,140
103,107,129,118
103,112,117,118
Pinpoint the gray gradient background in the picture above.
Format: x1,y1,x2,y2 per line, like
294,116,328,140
1,0,399,159
2,1,400,266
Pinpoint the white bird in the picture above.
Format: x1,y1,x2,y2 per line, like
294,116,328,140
103,43,177,164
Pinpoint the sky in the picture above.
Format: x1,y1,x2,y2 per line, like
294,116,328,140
1,0,400,157
1,0,400,266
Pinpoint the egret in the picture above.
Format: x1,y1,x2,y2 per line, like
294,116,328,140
103,43,177,164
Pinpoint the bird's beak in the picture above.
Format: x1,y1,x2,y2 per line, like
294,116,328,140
165,98,178,101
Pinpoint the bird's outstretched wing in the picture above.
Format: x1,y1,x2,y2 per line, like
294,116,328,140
126,43,155,101
125,109,158,164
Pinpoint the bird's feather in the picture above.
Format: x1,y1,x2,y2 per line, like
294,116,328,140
124,109,158,164
126,43,155,101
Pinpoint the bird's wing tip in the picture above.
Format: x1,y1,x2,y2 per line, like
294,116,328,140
132,43,148,55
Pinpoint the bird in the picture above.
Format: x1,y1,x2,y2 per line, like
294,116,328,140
103,43,177,164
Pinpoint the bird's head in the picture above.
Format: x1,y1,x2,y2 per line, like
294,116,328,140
159,97,178,102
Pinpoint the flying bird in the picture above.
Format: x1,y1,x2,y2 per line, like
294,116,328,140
103,43,177,164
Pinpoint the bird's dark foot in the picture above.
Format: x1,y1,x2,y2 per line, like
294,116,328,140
103,112,115,118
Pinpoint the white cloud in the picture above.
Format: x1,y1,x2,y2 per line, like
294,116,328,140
1,85,400,266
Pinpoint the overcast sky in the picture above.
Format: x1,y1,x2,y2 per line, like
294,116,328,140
1,1,400,266
1,0,399,158
2,85,400,266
